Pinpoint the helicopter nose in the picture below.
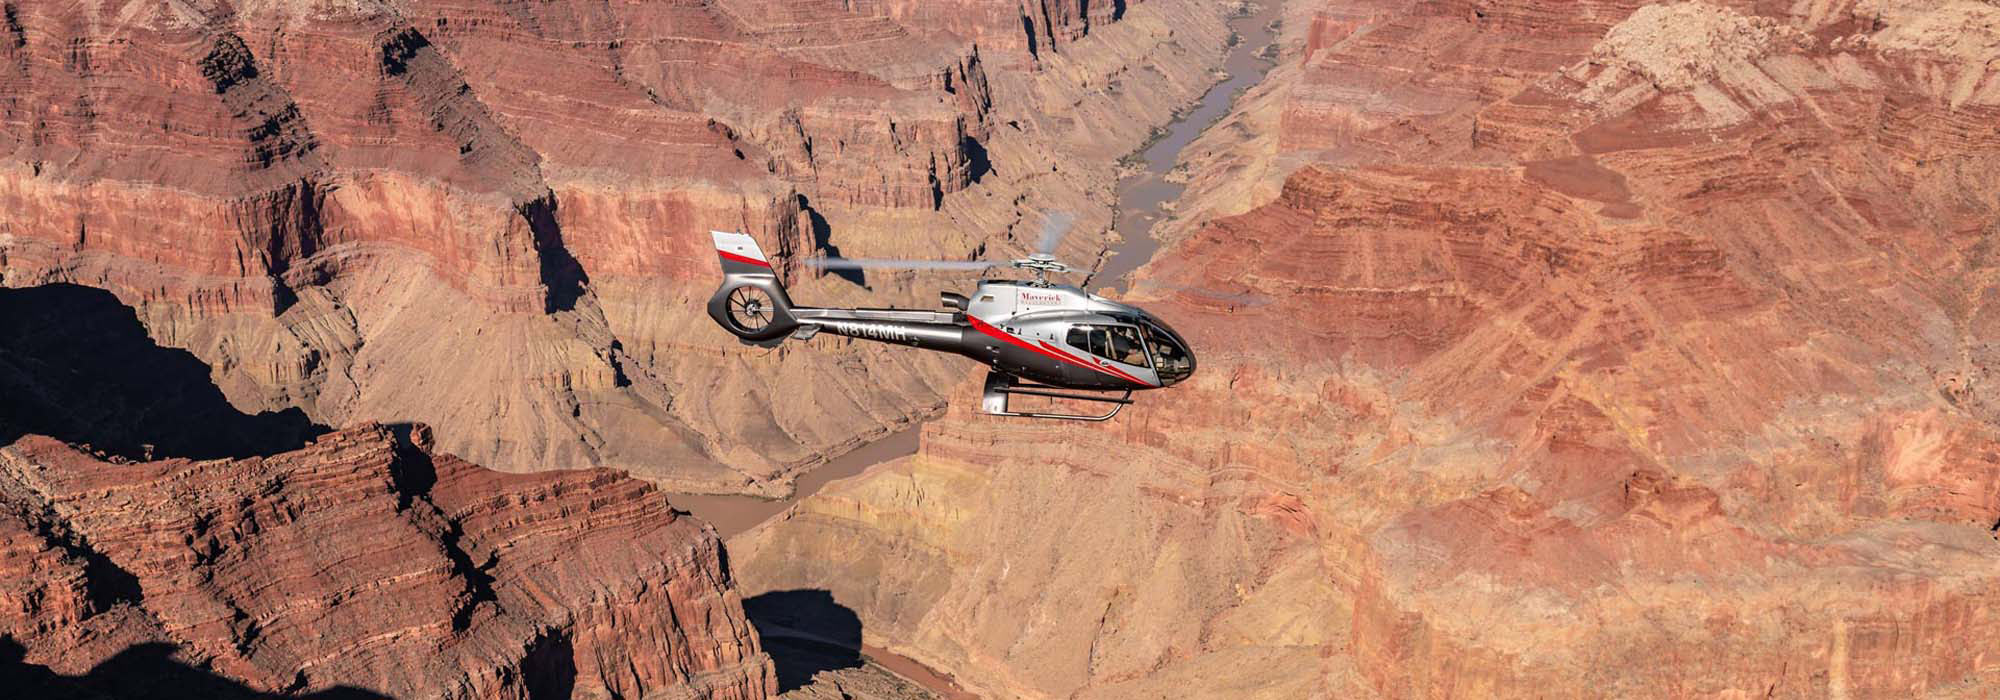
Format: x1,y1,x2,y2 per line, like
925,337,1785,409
1152,337,1195,387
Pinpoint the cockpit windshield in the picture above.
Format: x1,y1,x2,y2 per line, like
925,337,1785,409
1140,318,1194,385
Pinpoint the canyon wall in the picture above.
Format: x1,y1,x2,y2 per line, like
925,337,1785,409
0,0,1239,495
0,423,775,698
733,1,2000,698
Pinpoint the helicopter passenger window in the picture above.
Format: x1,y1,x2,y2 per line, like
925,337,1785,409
1066,326,1101,361
1067,325,1150,367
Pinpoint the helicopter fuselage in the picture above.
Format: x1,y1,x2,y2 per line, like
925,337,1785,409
706,230,1197,418
791,280,1194,391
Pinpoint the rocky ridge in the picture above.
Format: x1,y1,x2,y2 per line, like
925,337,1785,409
0,0,1240,495
0,423,775,698
733,1,2000,698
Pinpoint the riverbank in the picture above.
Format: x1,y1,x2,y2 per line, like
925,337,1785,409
1094,1,1285,294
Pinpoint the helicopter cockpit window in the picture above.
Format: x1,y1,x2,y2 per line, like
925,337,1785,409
1067,325,1150,367
1141,320,1194,384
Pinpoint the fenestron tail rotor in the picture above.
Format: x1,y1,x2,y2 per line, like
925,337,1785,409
726,286,778,333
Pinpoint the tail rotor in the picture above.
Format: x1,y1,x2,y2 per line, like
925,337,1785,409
707,231,801,342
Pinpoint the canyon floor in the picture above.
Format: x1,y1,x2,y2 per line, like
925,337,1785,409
8,0,2000,698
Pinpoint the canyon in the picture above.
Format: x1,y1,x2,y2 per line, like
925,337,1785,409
730,0,2000,698
0,423,776,699
0,0,1237,498
7,0,2000,698
0,0,1249,696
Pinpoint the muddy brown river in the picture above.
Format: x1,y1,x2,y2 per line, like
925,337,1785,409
1094,1,1283,294
667,425,923,538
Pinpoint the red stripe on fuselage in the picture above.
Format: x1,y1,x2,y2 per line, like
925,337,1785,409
718,250,771,268
967,315,1153,387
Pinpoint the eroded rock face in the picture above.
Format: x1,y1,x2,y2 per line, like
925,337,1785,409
0,0,1240,494
733,2,2000,698
0,425,775,699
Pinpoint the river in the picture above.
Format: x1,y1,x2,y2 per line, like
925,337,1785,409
668,424,923,538
1093,1,1283,294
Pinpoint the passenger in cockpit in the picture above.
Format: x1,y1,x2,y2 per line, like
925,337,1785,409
1109,326,1147,366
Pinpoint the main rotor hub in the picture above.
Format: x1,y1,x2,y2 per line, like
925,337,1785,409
1012,255,1072,287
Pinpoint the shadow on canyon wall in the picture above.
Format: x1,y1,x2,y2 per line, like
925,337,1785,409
0,283,328,459
742,589,865,692
0,636,388,699
521,193,591,314
799,195,866,288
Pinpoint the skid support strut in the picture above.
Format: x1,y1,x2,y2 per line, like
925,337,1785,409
980,372,1133,421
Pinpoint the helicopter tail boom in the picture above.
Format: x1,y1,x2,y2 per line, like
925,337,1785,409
790,308,970,353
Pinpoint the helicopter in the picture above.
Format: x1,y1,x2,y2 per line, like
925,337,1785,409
704,223,1196,421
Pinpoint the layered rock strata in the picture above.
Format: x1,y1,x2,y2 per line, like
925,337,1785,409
0,0,1242,494
0,424,775,699
733,2,2000,698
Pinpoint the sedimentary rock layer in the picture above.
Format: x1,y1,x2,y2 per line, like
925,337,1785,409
0,0,1240,494
734,2,2000,698
0,425,775,699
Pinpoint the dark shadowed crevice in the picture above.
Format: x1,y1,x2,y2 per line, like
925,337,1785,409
1020,11,1038,60
742,590,863,692
0,636,390,699
0,284,327,459
520,192,590,313
522,629,578,700
0,493,145,613
199,33,326,316
437,520,500,632
381,424,497,632
385,423,438,507
961,135,991,183
3,4,24,49
379,27,428,77
54,520,143,612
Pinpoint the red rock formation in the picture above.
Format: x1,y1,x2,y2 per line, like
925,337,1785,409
0,0,1235,494
0,425,775,698
732,1,2000,698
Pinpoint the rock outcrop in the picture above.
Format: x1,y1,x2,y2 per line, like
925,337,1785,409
0,0,1243,495
732,1,2000,698
0,424,775,699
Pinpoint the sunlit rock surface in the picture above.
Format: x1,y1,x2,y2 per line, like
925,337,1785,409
0,0,1237,494
733,2,2000,698
0,424,774,698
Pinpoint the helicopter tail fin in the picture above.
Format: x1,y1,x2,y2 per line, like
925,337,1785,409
707,231,801,342
712,231,777,276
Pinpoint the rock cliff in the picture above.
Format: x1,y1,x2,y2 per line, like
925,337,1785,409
0,0,1240,494
732,1,2000,698
0,423,776,698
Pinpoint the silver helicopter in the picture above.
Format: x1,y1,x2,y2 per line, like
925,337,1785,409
705,219,1196,421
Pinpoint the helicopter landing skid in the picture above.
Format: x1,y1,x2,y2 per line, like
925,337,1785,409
981,372,1133,422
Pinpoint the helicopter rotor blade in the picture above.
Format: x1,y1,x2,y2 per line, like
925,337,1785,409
1036,212,1075,255
807,257,1001,271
